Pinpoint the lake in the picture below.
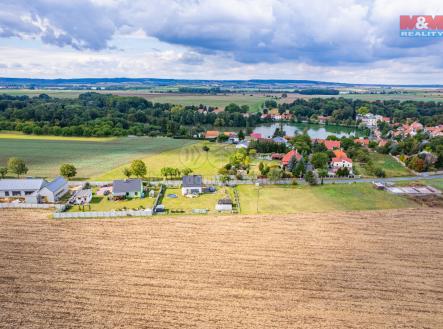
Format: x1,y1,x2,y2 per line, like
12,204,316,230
252,123,364,139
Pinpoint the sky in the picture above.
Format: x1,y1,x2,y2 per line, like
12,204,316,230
0,0,443,84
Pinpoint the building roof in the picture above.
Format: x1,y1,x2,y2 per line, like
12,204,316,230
332,157,352,163
315,139,341,150
0,178,47,191
205,130,220,138
272,136,287,144
333,149,347,158
250,132,262,139
42,176,67,193
113,179,142,194
74,189,92,198
354,138,370,145
217,198,233,205
182,175,203,188
282,150,302,165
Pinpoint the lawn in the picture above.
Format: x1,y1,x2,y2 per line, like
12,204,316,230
0,136,196,179
237,183,414,214
0,131,114,142
161,187,234,214
394,178,443,191
67,195,155,212
355,152,412,177
95,141,235,180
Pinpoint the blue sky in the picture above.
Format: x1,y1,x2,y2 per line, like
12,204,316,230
0,0,442,83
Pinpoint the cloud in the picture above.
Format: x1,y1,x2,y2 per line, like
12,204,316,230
1,0,443,83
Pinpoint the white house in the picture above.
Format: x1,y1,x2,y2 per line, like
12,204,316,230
181,175,203,195
112,179,143,198
215,198,233,212
0,177,68,203
38,176,69,203
357,113,383,128
331,157,353,169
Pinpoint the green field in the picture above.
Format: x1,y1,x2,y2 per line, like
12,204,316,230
68,195,155,212
95,141,234,180
238,184,414,214
394,178,443,191
0,135,196,179
0,132,114,142
355,152,412,177
161,187,234,214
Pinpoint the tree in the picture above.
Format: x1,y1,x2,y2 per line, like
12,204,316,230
356,106,370,115
130,160,147,178
336,167,350,177
182,167,193,176
123,167,132,178
311,152,329,169
287,155,297,172
268,167,283,182
293,158,306,177
60,163,77,179
7,157,28,178
374,167,386,178
202,145,210,152
0,167,7,178
304,170,317,185
238,130,245,140
317,168,328,178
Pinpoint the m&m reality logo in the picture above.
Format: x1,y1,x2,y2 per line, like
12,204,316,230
400,15,443,37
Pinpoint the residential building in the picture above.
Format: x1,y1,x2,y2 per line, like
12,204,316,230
112,179,143,198
281,150,302,166
314,139,341,150
357,113,384,128
70,189,93,205
215,198,233,212
204,130,220,139
0,177,68,203
181,175,203,195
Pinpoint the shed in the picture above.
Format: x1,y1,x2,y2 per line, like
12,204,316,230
215,198,233,212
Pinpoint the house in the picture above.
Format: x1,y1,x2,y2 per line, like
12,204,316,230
272,136,288,144
425,125,443,138
333,149,347,158
315,139,341,150
112,179,143,199
317,115,330,124
224,132,239,144
271,153,285,160
331,156,353,169
38,176,69,203
181,175,203,195
354,138,370,146
357,113,384,128
249,132,262,140
0,177,68,204
204,130,220,139
215,198,233,212
281,150,302,166
70,189,92,205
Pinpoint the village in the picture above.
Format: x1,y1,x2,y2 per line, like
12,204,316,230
0,106,442,218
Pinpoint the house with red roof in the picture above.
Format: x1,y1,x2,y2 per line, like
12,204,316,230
315,139,341,150
204,130,220,139
281,150,302,166
249,132,262,140
354,138,370,146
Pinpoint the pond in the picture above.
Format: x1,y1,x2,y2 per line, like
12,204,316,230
252,123,365,139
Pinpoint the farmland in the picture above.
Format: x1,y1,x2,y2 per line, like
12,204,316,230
0,135,196,179
354,152,412,177
0,208,442,328
95,141,235,180
237,183,415,214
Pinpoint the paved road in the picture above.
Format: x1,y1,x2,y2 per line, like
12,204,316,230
319,174,443,185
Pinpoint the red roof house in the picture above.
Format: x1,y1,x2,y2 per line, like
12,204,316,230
281,150,302,166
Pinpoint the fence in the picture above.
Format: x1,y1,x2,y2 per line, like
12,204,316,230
0,203,65,210
53,209,153,219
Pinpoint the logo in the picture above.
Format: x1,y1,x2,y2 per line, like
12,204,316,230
400,15,443,37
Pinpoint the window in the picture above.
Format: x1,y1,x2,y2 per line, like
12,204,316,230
12,191,21,196
5,191,9,196
25,191,34,195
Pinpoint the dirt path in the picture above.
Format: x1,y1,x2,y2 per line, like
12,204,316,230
0,209,442,328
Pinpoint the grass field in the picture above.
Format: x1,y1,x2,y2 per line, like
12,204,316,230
95,141,234,180
0,132,114,142
238,183,414,214
0,136,196,179
68,195,155,212
161,187,234,214
394,178,443,191
1,208,442,328
355,152,412,177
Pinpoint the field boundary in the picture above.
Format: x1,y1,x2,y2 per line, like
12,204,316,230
53,209,153,219
0,203,65,210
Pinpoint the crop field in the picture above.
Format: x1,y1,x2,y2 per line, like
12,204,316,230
0,136,196,179
238,183,415,214
95,141,234,180
354,152,412,177
0,208,442,328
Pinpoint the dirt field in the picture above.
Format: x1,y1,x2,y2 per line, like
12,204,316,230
1,208,442,328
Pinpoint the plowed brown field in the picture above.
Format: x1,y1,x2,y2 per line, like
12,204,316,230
0,209,442,328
